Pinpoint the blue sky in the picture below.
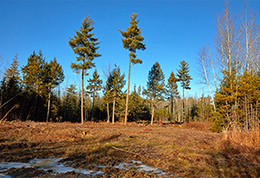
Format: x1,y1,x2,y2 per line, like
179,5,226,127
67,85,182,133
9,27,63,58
0,0,260,97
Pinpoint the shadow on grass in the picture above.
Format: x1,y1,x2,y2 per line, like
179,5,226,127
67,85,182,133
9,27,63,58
207,144,260,177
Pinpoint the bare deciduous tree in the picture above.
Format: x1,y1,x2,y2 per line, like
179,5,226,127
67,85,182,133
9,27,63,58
197,45,216,112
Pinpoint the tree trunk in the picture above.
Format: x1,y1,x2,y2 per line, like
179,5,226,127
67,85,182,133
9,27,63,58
174,99,177,122
27,93,38,121
200,49,216,112
124,52,132,125
182,87,185,122
245,96,248,131
84,96,87,121
46,90,51,122
112,95,115,124
0,104,17,123
202,95,205,122
170,95,173,121
106,103,110,123
91,92,94,121
151,104,154,125
256,101,258,127
81,70,84,124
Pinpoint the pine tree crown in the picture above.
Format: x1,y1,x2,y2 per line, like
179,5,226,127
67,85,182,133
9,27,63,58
119,13,146,65
69,15,101,75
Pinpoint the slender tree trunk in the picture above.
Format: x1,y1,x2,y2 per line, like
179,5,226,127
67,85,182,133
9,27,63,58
170,95,173,121
0,91,24,109
0,105,17,123
91,93,94,121
81,70,84,124
245,96,248,131
250,103,254,128
107,103,110,123
174,99,177,122
182,87,185,122
32,87,39,121
112,95,116,124
256,101,258,127
46,90,51,122
26,103,33,121
151,104,154,125
124,52,131,125
210,54,218,93
84,96,87,121
202,95,205,122
27,91,38,121
201,52,216,112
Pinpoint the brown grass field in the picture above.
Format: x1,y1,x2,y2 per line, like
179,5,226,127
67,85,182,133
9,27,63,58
0,121,260,177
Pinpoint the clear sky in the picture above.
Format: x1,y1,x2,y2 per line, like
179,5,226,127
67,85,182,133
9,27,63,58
0,0,260,97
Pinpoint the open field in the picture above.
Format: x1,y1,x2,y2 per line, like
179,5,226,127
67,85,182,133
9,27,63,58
0,121,260,177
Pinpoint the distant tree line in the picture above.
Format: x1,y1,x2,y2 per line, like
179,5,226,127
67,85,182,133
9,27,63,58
0,50,201,124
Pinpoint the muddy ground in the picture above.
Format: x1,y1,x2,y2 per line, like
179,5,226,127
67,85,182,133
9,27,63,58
0,121,259,177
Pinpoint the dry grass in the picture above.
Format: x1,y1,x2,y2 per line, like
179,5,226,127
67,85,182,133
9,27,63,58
181,121,211,131
0,121,260,177
221,127,260,152
214,126,260,177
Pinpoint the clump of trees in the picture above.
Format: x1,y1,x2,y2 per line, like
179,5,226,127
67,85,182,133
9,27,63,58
198,2,260,132
1,52,64,122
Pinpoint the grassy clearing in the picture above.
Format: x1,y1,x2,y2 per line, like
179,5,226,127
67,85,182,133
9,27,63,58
0,121,260,177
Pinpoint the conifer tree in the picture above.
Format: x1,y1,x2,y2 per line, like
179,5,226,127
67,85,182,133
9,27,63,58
42,58,64,122
119,13,146,125
166,71,179,121
128,85,149,122
143,62,165,125
22,50,46,120
0,54,23,119
177,60,192,122
105,66,125,124
22,51,45,93
2,57,22,121
2,54,21,118
69,15,101,124
4,54,20,83
213,69,237,132
86,69,102,120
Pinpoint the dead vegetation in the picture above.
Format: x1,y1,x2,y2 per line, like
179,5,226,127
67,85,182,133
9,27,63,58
0,121,260,177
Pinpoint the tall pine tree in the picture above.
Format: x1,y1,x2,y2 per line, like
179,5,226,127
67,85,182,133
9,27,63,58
166,71,179,121
69,15,101,124
105,65,125,124
143,62,165,125
177,60,192,122
119,13,146,125
42,58,64,122
22,51,46,121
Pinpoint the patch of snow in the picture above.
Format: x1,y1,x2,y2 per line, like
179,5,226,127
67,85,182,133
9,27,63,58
0,158,104,176
0,173,13,178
